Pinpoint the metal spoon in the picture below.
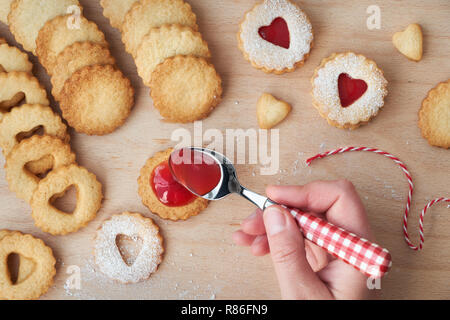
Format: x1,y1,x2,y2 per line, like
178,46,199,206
169,147,392,278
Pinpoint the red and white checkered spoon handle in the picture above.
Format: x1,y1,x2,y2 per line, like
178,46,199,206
290,209,392,279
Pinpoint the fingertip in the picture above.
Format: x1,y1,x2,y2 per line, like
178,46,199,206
251,235,269,256
232,230,256,247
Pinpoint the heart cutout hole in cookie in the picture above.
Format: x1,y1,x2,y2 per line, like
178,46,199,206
0,92,25,111
25,155,55,179
7,253,36,285
115,234,143,266
258,17,290,49
16,125,45,143
7,253,20,284
50,185,78,214
338,73,368,108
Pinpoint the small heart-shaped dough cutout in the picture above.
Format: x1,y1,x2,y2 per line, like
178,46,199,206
393,23,423,61
257,93,292,129
115,234,143,266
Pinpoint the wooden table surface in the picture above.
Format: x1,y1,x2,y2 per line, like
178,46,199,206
0,0,449,300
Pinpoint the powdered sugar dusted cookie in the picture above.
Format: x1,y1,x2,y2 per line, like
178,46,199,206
238,0,313,74
94,212,164,284
419,80,450,149
311,52,388,130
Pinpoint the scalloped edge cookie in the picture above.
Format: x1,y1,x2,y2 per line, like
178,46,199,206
418,79,450,149
138,148,209,221
59,64,134,135
149,56,222,123
135,24,210,86
237,0,314,74
51,42,115,100
311,52,388,130
94,212,164,283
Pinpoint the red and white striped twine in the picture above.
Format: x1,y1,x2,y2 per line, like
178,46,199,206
306,147,449,251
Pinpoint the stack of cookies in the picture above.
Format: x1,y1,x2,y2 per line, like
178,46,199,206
0,39,103,237
101,0,222,123
3,0,134,135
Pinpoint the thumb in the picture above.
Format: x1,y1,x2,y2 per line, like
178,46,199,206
263,206,332,299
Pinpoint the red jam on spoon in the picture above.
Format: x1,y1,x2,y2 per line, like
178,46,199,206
338,73,368,108
169,149,222,196
151,161,196,207
258,17,290,49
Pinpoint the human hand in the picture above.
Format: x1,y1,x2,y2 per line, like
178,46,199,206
233,180,374,300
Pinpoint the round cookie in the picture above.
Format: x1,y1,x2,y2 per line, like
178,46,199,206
94,212,164,283
138,148,209,221
0,230,35,285
51,42,115,100
100,0,139,30
149,56,222,123
135,24,210,86
0,72,49,120
121,0,198,57
0,104,69,174
0,0,14,25
5,135,76,203
59,65,134,135
36,15,108,75
419,80,450,149
238,0,313,74
8,0,81,53
311,52,388,130
0,232,56,300
31,164,103,235
0,42,32,73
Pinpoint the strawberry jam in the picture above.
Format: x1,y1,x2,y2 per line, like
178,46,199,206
258,17,290,49
169,149,222,196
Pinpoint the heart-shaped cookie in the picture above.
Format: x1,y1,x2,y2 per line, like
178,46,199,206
258,17,290,49
393,23,423,62
257,93,291,129
338,73,368,108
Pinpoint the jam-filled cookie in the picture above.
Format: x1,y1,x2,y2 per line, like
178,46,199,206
238,0,313,74
138,148,209,221
311,52,388,130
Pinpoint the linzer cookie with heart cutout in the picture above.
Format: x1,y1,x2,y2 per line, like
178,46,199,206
94,212,164,284
238,0,313,74
311,52,388,130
